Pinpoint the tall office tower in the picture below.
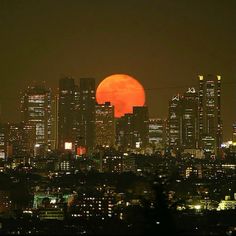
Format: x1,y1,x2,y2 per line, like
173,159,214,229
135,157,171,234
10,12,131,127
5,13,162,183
50,95,58,150
58,77,76,150
149,118,166,150
0,124,6,160
198,75,222,154
7,122,35,158
233,123,236,142
21,85,52,151
181,88,198,149
95,102,115,147
132,106,149,148
116,113,134,150
167,94,182,151
73,85,80,149
78,78,96,151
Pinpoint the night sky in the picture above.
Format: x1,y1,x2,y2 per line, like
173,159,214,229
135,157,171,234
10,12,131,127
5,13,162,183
0,0,235,140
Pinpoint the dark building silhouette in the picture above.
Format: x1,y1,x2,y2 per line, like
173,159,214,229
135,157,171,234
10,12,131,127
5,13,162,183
116,113,134,150
58,77,77,150
116,106,149,150
6,122,35,158
78,78,96,152
133,106,149,148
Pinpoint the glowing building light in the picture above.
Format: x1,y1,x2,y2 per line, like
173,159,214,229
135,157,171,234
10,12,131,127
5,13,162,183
65,142,73,150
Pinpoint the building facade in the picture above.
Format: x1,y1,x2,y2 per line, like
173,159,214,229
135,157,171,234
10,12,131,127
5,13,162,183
6,122,35,158
198,75,222,154
233,123,236,142
167,94,182,151
181,88,198,149
0,124,6,160
149,118,166,150
58,77,77,151
116,113,134,150
77,78,96,152
132,106,149,148
95,102,115,147
21,85,52,152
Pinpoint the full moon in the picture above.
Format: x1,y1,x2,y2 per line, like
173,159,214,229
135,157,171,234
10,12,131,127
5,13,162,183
96,74,145,118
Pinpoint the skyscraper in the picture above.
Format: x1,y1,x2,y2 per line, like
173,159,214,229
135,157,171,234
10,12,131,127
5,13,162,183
167,94,182,151
167,88,198,153
233,123,236,142
149,118,166,150
78,78,96,152
95,102,115,147
132,106,149,148
0,123,6,160
58,77,77,150
21,85,52,151
198,75,222,154
51,95,58,150
6,122,35,158
116,113,134,150
181,88,198,149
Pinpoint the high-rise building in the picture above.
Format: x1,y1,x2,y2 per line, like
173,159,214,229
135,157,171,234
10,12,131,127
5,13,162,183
132,106,149,148
50,95,58,150
21,85,52,151
167,94,182,151
233,123,236,142
78,78,96,151
198,75,222,154
6,122,35,158
116,106,149,150
116,113,134,150
167,88,198,152
149,118,166,150
58,77,77,150
181,88,198,149
0,124,6,160
95,102,115,147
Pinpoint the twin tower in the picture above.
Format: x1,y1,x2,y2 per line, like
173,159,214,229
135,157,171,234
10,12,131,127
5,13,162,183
21,77,97,154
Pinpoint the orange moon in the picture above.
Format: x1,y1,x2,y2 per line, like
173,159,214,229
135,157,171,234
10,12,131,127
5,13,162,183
96,74,145,118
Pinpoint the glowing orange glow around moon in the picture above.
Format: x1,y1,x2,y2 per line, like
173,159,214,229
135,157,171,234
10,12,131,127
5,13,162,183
96,74,145,118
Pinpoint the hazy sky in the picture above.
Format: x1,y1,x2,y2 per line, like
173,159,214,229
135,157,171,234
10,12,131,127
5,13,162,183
0,0,235,140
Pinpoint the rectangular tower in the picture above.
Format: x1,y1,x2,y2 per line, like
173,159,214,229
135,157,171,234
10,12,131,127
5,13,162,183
167,94,182,151
21,85,52,151
7,122,35,158
95,102,115,147
233,123,236,142
78,78,96,151
198,75,222,154
132,106,149,148
115,113,134,150
181,88,198,149
58,77,76,150
149,118,167,150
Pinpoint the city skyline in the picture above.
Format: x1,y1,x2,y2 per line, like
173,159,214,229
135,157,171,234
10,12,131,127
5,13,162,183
0,2,236,235
0,0,235,140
